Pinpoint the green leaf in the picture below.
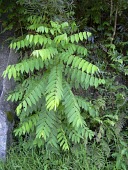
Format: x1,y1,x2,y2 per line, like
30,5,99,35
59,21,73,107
87,63,92,74
92,65,98,74
79,32,84,41
90,76,95,86
26,97,32,107
94,78,99,88
75,34,79,43
70,35,75,43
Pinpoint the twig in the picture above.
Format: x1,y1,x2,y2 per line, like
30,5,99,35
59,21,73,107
110,0,113,24
111,5,118,44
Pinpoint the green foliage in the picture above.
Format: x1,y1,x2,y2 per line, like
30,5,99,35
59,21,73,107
1,0,128,168
16,0,74,22
3,17,105,150
0,140,128,170
74,1,128,169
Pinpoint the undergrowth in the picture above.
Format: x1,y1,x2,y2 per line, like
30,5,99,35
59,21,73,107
0,141,124,170
0,139,128,170
0,144,94,170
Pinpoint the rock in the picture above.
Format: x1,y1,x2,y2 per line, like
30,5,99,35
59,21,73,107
0,29,18,160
